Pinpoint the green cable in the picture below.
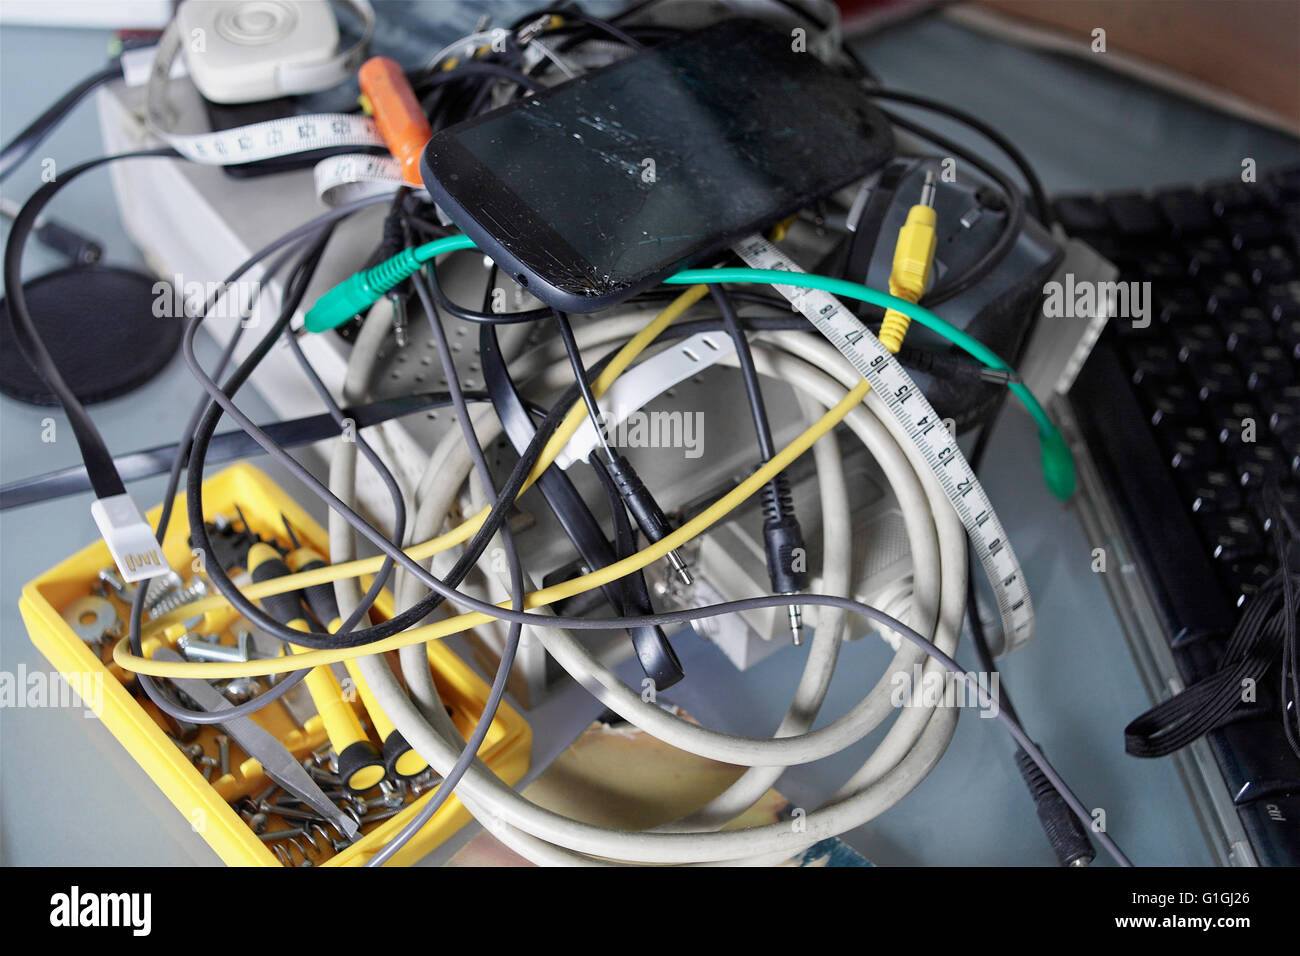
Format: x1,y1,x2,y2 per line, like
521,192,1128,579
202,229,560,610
304,237,1074,499
669,268,1075,500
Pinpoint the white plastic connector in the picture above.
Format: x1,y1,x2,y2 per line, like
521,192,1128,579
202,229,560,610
90,494,171,583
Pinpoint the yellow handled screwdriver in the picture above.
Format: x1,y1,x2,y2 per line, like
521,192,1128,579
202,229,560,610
284,544,429,780
246,542,387,793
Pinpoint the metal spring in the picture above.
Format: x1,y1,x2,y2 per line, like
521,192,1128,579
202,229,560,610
147,580,209,620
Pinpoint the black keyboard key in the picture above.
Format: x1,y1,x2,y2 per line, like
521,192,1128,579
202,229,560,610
1125,341,1180,384
1264,388,1300,440
1265,384,1300,419
1222,306,1275,354
1157,284,1208,324
1054,195,1109,235
1211,401,1261,448
1143,380,1200,426
1104,193,1163,236
1186,237,1234,275
1237,794,1300,866
1256,482,1300,533
1235,443,1288,488
1277,317,1300,359
1242,244,1296,284
1209,720,1300,805
1156,187,1214,235
1220,559,1275,608
1189,357,1246,401
1173,322,1227,363
1224,210,1277,249
1183,468,1243,513
1205,181,1260,215
1259,280,1300,321
1165,424,1219,471
1197,512,1262,561
1241,344,1295,392
1137,248,1186,282
1203,270,1253,312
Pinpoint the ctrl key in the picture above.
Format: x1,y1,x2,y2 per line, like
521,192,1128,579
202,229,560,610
1237,793,1300,866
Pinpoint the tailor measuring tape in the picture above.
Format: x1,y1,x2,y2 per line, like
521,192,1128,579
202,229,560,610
732,234,1035,650
144,18,407,205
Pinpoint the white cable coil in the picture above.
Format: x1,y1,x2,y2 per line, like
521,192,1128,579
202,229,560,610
330,301,970,865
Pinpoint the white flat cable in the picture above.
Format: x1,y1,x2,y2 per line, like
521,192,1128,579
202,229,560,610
339,316,966,863
552,330,737,468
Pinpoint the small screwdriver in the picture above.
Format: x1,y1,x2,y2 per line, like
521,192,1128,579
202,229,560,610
283,543,429,780
245,542,387,793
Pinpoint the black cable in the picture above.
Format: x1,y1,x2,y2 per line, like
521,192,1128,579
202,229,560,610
711,285,777,461
711,284,808,637
4,308,811,509
514,4,647,51
553,310,614,460
411,58,544,98
366,262,528,866
867,88,1052,226
130,227,337,727
182,319,589,649
479,317,683,687
283,312,403,643
125,194,397,726
3,148,178,498
880,109,1026,307
0,392,481,510
0,60,122,183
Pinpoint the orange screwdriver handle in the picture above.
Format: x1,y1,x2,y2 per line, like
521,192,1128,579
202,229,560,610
359,56,432,187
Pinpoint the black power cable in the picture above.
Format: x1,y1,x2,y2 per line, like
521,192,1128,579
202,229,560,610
711,284,809,643
0,60,123,183
867,88,1052,226
479,317,684,687
130,225,341,727
4,149,178,498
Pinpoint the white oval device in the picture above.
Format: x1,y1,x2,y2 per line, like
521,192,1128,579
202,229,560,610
175,0,371,104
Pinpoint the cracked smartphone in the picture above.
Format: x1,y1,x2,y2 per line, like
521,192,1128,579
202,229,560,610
420,18,894,313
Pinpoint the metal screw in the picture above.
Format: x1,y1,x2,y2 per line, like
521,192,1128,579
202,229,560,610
215,734,230,777
178,632,250,663
96,567,137,604
361,805,404,825
258,827,305,841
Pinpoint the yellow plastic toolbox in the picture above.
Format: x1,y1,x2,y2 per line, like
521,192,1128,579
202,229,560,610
19,463,531,866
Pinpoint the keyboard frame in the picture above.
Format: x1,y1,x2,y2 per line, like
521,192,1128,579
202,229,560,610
1058,393,1259,866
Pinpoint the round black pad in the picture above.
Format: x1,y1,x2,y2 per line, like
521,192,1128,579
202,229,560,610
0,266,182,406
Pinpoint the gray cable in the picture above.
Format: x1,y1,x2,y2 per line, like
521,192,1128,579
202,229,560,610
363,266,525,866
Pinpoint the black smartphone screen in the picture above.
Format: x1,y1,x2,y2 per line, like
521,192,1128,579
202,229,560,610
421,18,894,312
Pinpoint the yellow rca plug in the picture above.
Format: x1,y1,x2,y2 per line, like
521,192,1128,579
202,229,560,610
247,543,386,793
879,171,938,355
285,547,429,780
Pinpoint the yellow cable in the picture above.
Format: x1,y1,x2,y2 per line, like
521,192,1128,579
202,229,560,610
139,284,711,637
114,379,871,679
878,177,937,355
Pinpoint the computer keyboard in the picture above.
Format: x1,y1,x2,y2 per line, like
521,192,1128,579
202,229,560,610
1063,164,1300,866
